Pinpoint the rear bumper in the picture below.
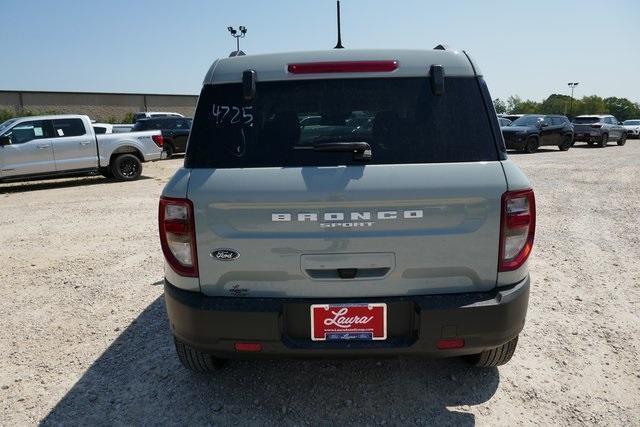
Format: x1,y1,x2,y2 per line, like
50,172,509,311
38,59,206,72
164,275,530,358
146,150,166,162
573,132,602,142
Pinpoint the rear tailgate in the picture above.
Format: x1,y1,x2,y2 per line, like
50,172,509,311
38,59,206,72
189,162,506,298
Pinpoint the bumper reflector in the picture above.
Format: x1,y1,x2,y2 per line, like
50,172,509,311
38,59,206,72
437,338,465,350
234,342,263,352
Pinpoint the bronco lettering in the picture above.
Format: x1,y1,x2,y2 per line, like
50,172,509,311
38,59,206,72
272,209,423,222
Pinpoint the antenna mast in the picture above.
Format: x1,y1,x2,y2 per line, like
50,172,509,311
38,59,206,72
334,0,344,49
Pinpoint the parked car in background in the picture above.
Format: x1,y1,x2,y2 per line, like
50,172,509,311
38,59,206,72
501,114,574,153
113,124,134,133
500,114,524,123
622,119,640,139
498,117,512,127
572,115,627,147
161,48,534,372
299,115,322,127
0,114,165,182
93,123,135,134
132,117,192,157
132,111,184,123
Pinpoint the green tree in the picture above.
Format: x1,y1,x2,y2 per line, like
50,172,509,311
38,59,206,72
520,100,541,114
123,112,135,124
506,95,522,113
603,97,640,121
575,95,607,116
540,94,572,115
493,98,507,114
0,109,16,123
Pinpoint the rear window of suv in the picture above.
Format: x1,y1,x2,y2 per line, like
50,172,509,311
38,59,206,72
186,77,499,168
573,117,601,124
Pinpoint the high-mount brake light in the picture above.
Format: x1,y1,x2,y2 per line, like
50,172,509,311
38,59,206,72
152,134,164,147
159,197,198,277
287,60,399,74
498,189,536,272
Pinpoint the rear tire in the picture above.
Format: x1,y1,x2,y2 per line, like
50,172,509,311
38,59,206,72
599,133,608,147
110,154,142,181
617,133,626,146
523,137,539,154
174,336,226,373
558,135,572,151
464,336,519,367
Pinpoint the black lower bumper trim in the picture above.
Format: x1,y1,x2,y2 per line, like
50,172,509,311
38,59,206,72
164,276,530,358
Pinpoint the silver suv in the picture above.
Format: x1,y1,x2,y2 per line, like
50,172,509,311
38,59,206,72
159,48,535,372
572,115,627,147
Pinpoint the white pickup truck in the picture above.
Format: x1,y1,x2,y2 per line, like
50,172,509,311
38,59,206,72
0,114,165,182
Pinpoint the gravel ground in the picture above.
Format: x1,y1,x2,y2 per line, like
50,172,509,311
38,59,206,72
1,142,639,426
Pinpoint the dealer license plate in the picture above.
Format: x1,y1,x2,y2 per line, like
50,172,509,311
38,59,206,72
310,303,387,341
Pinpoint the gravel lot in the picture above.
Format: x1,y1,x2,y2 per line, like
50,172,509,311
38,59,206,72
1,142,639,426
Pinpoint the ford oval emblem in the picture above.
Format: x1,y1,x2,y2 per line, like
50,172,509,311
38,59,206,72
210,248,240,261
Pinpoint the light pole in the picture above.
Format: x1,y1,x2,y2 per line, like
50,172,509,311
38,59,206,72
567,82,579,117
227,26,247,56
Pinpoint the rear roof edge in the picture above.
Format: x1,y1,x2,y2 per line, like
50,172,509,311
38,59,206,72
203,49,478,85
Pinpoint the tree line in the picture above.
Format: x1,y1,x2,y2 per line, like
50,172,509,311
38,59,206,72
493,95,640,121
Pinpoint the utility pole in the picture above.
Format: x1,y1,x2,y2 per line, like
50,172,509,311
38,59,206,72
334,1,344,49
567,82,579,118
227,26,247,56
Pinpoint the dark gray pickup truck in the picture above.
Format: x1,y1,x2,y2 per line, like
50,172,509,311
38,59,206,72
159,48,535,373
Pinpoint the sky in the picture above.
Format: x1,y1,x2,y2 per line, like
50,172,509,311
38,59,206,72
1,0,639,103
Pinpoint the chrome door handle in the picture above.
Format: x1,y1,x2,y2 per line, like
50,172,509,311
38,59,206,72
79,141,91,145
37,144,50,149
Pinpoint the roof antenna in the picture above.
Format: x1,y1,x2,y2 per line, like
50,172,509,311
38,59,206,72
334,0,344,49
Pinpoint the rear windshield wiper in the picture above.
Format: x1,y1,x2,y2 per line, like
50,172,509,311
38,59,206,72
309,141,372,161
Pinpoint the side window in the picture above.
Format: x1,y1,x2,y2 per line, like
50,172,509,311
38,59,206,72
52,119,86,137
552,117,563,126
6,120,52,144
610,116,619,125
543,116,553,126
93,126,107,134
604,117,613,124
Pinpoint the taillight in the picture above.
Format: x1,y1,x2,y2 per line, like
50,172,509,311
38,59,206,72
287,60,399,74
159,197,198,277
499,189,536,272
152,134,164,147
